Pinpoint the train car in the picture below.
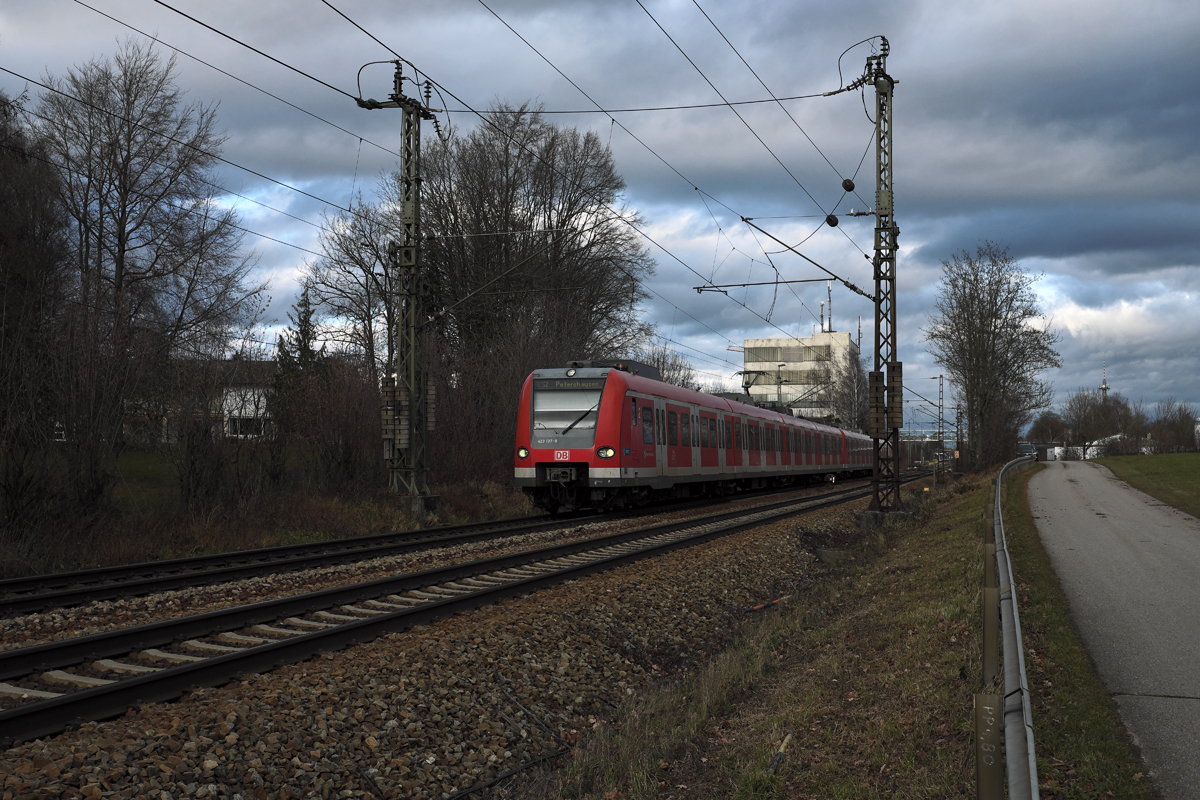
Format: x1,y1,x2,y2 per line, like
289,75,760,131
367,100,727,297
514,361,872,513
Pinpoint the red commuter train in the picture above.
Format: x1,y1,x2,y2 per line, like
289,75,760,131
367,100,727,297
514,360,872,513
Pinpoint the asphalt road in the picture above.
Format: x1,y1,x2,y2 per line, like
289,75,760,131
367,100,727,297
1027,460,1200,799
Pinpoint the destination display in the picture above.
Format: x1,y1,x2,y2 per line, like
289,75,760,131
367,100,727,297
533,378,606,392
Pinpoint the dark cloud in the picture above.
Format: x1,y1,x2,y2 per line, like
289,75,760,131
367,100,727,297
1,0,1196,413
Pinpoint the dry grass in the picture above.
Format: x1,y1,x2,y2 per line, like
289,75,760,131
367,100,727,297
2,461,537,578
523,477,987,799
520,470,1154,800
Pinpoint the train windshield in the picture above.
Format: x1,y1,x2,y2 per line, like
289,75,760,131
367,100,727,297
532,377,606,446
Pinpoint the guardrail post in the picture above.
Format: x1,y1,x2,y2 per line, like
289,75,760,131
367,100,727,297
974,694,1004,799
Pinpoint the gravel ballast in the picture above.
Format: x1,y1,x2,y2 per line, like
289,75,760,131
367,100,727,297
0,496,866,799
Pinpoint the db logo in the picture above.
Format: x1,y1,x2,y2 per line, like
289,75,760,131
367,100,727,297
554,450,570,461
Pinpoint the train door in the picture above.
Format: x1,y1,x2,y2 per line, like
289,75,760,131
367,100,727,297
724,415,741,470
715,413,725,470
699,412,717,470
654,399,667,475
628,396,657,475
665,403,691,473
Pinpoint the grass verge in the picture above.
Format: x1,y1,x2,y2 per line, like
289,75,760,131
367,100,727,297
518,470,1156,800
1002,463,1156,799
1092,453,1200,519
525,478,986,799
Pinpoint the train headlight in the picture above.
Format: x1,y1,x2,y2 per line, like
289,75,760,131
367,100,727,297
517,447,530,459
596,446,616,459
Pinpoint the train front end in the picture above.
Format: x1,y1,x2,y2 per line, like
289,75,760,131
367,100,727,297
514,365,627,513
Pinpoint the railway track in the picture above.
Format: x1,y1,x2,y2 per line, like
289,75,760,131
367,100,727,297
0,478,903,746
0,514,574,618
0,476,884,618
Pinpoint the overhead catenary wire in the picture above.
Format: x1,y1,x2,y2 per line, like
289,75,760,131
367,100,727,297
0,65,365,221
634,0,827,215
68,0,405,163
134,0,853,369
638,1,871,259
148,0,357,100
691,2,848,187
461,1,849,344
14,98,328,236
157,0,861,355
320,0,755,351
0,140,325,259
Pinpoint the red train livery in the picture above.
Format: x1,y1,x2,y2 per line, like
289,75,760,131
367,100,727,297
514,361,872,512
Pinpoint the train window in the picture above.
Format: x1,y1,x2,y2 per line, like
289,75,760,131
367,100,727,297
718,418,724,449
659,410,666,445
642,407,654,444
700,417,709,448
680,413,690,448
726,421,732,449
667,411,678,446
693,415,699,447
631,397,637,428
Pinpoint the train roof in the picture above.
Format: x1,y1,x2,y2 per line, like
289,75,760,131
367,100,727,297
525,364,867,440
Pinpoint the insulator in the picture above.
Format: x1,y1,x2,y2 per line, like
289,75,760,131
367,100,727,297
826,214,839,228
842,178,855,192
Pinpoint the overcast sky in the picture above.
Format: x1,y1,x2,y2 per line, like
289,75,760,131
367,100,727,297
3,0,1197,429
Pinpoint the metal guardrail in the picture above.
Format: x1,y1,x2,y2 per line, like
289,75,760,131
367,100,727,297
977,455,1038,799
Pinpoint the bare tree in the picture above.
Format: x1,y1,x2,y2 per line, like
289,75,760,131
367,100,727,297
31,40,265,508
1149,397,1198,453
1060,388,1148,456
828,350,869,431
302,195,396,388
924,241,1062,466
635,342,698,389
0,91,71,538
1026,410,1066,442
414,104,655,482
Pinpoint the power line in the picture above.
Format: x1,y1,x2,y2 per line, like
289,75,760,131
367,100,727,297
0,140,324,259
635,0,829,216
464,1,836,343
69,0,403,165
692,0,875,214
0,64,359,219
449,94,826,114
321,1,748,349
470,0,870,332
148,0,356,100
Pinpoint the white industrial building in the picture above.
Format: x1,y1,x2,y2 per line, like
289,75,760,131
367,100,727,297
742,332,859,419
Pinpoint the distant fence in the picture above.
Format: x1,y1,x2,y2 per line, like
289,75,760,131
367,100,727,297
976,455,1038,799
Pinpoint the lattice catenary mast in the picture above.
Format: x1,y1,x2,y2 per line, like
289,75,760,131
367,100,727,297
358,62,440,516
857,38,903,511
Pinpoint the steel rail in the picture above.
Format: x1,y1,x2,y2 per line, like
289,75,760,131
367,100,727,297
0,480,892,746
0,516,576,617
993,455,1039,800
0,514,563,609
0,476,882,617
